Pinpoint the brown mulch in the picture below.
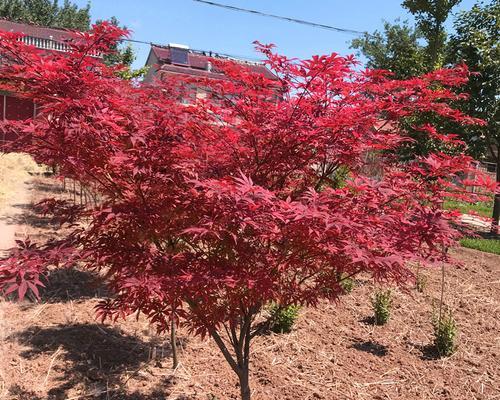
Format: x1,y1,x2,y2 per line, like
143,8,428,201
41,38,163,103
0,174,499,400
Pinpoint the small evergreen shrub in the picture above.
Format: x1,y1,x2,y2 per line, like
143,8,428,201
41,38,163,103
371,290,392,325
433,309,457,357
416,273,427,293
340,276,355,294
269,303,301,333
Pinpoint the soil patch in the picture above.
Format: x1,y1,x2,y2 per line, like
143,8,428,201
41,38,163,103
0,173,499,400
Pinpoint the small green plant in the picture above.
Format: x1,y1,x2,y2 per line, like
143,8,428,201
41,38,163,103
340,276,355,294
433,308,457,357
335,271,355,294
371,289,392,325
415,272,427,293
269,303,301,333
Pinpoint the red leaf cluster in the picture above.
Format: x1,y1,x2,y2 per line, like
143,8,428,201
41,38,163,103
0,25,494,339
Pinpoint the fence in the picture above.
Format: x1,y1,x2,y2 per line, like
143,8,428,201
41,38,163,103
53,177,104,209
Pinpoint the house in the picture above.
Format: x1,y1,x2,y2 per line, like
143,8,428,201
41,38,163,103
143,43,276,88
0,19,91,139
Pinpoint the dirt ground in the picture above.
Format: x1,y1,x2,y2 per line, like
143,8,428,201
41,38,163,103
0,172,499,400
0,154,45,255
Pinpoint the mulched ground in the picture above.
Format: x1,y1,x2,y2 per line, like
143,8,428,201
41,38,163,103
0,174,499,400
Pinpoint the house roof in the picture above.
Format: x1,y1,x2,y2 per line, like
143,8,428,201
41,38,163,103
0,19,103,57
150,45,277,80
0,19,78,42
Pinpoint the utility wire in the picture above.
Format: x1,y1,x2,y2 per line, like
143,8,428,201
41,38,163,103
192,0,370,36
119,0,374,63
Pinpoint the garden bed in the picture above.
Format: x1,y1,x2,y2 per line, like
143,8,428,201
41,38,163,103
0,174,499,400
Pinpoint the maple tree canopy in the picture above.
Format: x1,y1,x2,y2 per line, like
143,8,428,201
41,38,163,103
0,23,495,400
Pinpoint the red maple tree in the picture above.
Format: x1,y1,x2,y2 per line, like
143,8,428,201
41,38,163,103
0,24,495,399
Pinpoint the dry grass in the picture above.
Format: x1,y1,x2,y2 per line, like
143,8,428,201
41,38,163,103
0,153,44,206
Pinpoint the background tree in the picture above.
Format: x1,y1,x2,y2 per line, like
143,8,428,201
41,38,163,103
351,1,462,160
402,0,462,69
0,0,90,31
448,0,500,232
352,1,500,232
351,0,461,76
351,20,426,79
0,25,493,400
96,16,147,79
96,16,134,67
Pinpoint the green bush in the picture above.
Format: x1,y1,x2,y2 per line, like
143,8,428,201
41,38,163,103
371,290,392,325
335,271,355,294
415,273,427,293
269,303,301,334
340,276,355,294
433,309,457,357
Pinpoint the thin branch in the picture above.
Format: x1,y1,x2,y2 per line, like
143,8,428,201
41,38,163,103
209,329,240,374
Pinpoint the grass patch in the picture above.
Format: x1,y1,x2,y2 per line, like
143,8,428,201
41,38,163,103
460,238,500,255
444,198,493,218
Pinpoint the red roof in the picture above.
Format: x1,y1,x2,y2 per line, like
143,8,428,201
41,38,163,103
150,45,276,80
0,19,78,41
0,19,103,57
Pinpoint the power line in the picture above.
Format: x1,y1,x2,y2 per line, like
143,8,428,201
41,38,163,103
192,0,370,36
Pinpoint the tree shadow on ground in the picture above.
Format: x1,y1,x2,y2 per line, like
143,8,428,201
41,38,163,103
7,385,45,400
413,343,441,360
5,202,59,229
41,268,108,303
359,316,376,325
8,382,177,400
350,339,389,357
12,268,107,307
30,179,66,195
9,323,184,399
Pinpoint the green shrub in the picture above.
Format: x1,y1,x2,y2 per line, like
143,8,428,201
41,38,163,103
433,309,457,357
330,165,350,189
340,276,355,293
371,290,392,325
415,273,427,293
269,303,301,333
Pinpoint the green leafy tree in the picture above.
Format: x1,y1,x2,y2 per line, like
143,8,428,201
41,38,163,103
353,0,499,230
0,2,141,75
0,0,90,31
448,0,500,232
352,1,461,76
402,0,462,69
56,0,90,30
96,16,148,79
351,1,462,160
351,20,426,79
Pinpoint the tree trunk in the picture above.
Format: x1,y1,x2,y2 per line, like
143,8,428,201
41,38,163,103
171,318,178,369
491,152,500,235
238,366,251,400
208,313,254,400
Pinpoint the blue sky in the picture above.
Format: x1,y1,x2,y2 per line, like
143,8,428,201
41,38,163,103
74,0,479,69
